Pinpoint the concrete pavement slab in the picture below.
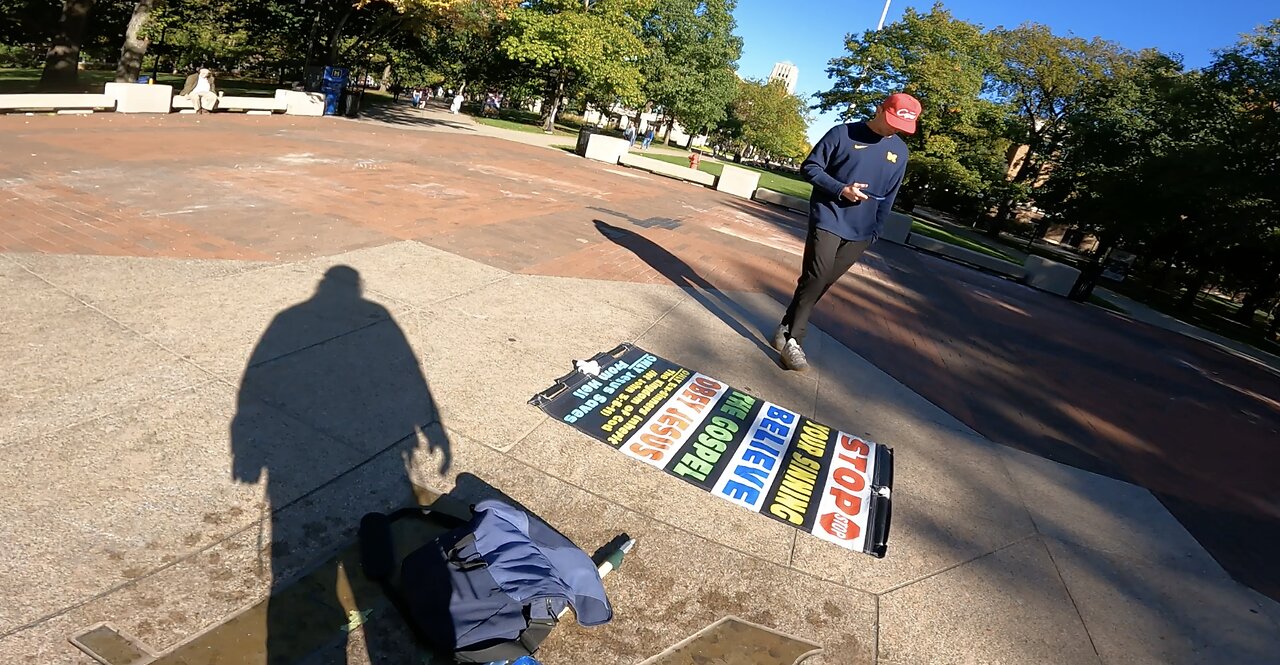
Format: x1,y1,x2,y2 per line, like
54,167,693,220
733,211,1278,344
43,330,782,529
94,261,410,380
426,273,661,366
0,255,85,321
233,316,448,460
878,537,1101,665
401,307,561,451
0,300,210,447
1000,447,1209,570
0,382,368,634
519,274,689,321
286,240,509,311
0,436,428,665
1045,537,1280,665
4,254,268,306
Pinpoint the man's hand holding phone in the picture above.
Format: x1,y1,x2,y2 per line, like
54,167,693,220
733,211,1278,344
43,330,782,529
841,182,871,203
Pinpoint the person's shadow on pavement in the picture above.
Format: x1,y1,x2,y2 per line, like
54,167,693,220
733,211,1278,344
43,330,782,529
593,220,776,359
230,265,450,664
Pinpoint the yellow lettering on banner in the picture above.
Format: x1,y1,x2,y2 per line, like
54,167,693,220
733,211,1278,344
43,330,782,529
766,450,822,526
796,420,831,458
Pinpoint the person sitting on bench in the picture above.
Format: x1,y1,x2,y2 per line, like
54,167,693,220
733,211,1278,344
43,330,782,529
181,68,219,114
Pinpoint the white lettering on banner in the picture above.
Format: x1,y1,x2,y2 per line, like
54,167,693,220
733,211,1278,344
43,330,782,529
619,373,728,468
712,402,799,512
810,432,878,551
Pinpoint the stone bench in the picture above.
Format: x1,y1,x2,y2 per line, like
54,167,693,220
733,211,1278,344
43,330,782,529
618,153,716,187
104,82,173,113
714,164,760,199
908,233,1027,279
583,133,630,164
880,211,913,245
172,94,287,114
0,93,115,114
752,188,808,213
1023,255,1082,296
274,89,325,116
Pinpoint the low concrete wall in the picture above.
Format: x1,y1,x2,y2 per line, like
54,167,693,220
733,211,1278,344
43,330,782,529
584,134,629,164
880,211,913,245
908,233,1027,279
1023,255,1081,296
715,164,760,199
104,83,173,113
0,93,115,112
274,89,325,116
619,153,716,186
753,188,808,213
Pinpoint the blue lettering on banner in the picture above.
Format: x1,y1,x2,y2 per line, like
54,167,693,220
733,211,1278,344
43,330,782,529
712,403,799,511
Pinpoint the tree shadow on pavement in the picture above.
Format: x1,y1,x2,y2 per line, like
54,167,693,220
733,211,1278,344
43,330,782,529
592,219,778,363
229,265,451,665
358,101,476,132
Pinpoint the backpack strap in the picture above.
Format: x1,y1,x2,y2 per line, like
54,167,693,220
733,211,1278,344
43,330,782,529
518,598,558,654
447,532,488,571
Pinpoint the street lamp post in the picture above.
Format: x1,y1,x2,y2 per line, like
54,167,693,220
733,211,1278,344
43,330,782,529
876,0,892,31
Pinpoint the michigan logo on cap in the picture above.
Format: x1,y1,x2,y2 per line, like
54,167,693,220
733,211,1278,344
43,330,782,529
886,152,898,163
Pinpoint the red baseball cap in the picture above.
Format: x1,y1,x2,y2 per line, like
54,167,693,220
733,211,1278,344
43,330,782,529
881,93,922,134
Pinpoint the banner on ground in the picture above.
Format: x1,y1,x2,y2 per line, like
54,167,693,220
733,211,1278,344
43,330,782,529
529,344,894,558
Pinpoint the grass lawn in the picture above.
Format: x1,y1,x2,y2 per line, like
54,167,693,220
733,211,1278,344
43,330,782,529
643,153,813,199
909,217,1023,264
1089,294,1128,313
473,115,576,137
1110,282,1280,355
0,67,281,95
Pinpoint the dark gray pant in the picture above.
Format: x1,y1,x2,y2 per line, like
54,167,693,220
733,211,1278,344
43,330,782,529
782,227,871,344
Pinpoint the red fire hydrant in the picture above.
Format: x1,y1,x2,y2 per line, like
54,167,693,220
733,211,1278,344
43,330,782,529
688,152,701,169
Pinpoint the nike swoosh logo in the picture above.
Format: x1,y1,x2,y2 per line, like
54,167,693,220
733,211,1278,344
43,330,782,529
853,145,868,150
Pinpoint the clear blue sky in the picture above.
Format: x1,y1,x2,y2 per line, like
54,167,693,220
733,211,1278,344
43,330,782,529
731,0,1278,144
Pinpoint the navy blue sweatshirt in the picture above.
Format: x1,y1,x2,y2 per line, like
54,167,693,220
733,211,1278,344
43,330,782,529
801,122,908,242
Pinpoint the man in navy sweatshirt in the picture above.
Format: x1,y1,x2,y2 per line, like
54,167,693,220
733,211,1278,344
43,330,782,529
774,92,921,371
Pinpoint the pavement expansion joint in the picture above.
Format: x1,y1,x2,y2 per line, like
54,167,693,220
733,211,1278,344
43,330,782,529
877,533,1039,596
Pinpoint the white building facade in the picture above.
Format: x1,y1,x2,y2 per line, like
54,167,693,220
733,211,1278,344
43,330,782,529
769,61,799,95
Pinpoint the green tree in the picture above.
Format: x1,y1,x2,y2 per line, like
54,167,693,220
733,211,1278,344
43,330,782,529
813,2,1007,213
715,78,809,161
1202,20,1280,324
499,0,650,132
989,23,1132,224
637,0,741,143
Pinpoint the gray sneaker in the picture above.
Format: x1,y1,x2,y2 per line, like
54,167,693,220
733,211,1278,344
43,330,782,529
773,324,790,352
781,338,810,372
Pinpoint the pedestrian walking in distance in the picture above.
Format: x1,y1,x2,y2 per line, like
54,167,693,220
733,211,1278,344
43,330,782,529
775,92,921,371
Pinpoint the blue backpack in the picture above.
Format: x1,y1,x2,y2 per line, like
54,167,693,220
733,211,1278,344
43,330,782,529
361,500,613,663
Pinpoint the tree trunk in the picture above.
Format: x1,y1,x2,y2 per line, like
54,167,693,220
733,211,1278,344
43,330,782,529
113,0,156,83
1177,271,1207,312
40,0,96,90
541,76,564,133
1233,287,1275,326
325,8,355,66
379,63,392,91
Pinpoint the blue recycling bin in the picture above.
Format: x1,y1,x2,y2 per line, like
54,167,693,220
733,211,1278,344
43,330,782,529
320,66,349,116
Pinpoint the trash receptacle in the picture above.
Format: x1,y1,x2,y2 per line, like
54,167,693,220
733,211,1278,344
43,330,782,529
575,126,601,157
